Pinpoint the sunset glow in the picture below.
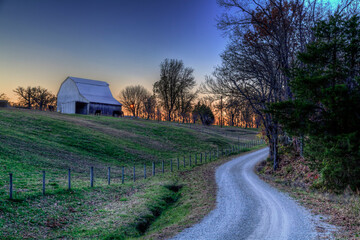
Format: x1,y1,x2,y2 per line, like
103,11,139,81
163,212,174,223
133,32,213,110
0,0,226,101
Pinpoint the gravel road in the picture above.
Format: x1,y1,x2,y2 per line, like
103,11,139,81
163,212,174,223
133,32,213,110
171,148,317,240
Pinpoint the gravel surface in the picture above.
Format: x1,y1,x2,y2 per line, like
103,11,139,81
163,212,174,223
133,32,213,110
171,148,317,240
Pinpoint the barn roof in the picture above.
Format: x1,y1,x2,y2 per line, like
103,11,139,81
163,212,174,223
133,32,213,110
68,76,122,106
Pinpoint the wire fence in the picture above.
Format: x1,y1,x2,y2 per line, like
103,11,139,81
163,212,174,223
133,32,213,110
1,139,266,200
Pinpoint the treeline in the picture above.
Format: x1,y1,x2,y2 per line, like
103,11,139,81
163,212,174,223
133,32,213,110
119,58,257,127
207,0,360,190
1,67,256,127
0,86,56,111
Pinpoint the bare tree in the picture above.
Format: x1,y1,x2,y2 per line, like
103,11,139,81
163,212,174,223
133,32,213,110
176,90,197,123
0,93,8,101
143,94,156,120
33,87,56,111
153,59,196,121
224,98,242,126
13,86,36,109
119,85,150,117
204,0,326,169
14,86,56,110
156,105,162,122
239,102,254,128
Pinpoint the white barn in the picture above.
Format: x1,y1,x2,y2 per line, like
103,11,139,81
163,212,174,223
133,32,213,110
57,76,122,116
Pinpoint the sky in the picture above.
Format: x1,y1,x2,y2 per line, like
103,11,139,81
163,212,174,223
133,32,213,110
0,0,227,101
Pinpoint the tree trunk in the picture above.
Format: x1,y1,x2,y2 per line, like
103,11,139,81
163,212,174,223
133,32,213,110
271,128,279,170
299,135,304,157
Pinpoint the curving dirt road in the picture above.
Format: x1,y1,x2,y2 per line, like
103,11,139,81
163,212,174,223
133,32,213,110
172,148,317,240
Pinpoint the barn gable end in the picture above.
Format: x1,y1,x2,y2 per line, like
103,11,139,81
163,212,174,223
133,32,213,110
57,77,122,116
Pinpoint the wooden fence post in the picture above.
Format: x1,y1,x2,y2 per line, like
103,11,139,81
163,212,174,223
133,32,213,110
144,164,147,179
200,153,203,163
152,162,155,176
42,171,46,195
183,156,186,168
133,165,136,182
122,166,125,184
68,169,71,190
9,173,13,200
195,153,197,165
90,167,94,187
108,167,111,185
170,160,173,172
189,154,192,166
177,157,180,170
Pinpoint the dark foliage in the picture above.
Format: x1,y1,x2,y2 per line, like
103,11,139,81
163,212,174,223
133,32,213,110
270,14,360,190
192,102,215,126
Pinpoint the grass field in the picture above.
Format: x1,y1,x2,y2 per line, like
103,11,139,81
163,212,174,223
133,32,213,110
0,108,262,239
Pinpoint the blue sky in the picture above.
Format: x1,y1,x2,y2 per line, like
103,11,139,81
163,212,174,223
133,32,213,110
0,0,227,100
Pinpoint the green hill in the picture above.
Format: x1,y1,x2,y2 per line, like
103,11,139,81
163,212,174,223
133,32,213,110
0,108,261,239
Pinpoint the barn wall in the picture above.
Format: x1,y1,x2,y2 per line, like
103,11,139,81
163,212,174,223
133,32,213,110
60,102,76,114
57,78,88,113
89,103,122,116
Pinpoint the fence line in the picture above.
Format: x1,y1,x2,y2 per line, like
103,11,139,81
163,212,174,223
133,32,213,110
5,139,266,200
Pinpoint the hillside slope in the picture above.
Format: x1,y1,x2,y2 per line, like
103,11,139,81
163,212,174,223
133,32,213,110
0,108,260,239
0,109,257,195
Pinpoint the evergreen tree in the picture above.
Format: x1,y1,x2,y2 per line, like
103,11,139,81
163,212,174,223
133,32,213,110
270,14,360,190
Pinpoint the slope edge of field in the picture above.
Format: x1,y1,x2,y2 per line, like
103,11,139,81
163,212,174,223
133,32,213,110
0,108,259,239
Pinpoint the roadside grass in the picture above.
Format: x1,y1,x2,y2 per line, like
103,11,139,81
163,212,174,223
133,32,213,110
256,149,360,239
0,146,265,239
0,108,262,239
0,174,178,239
